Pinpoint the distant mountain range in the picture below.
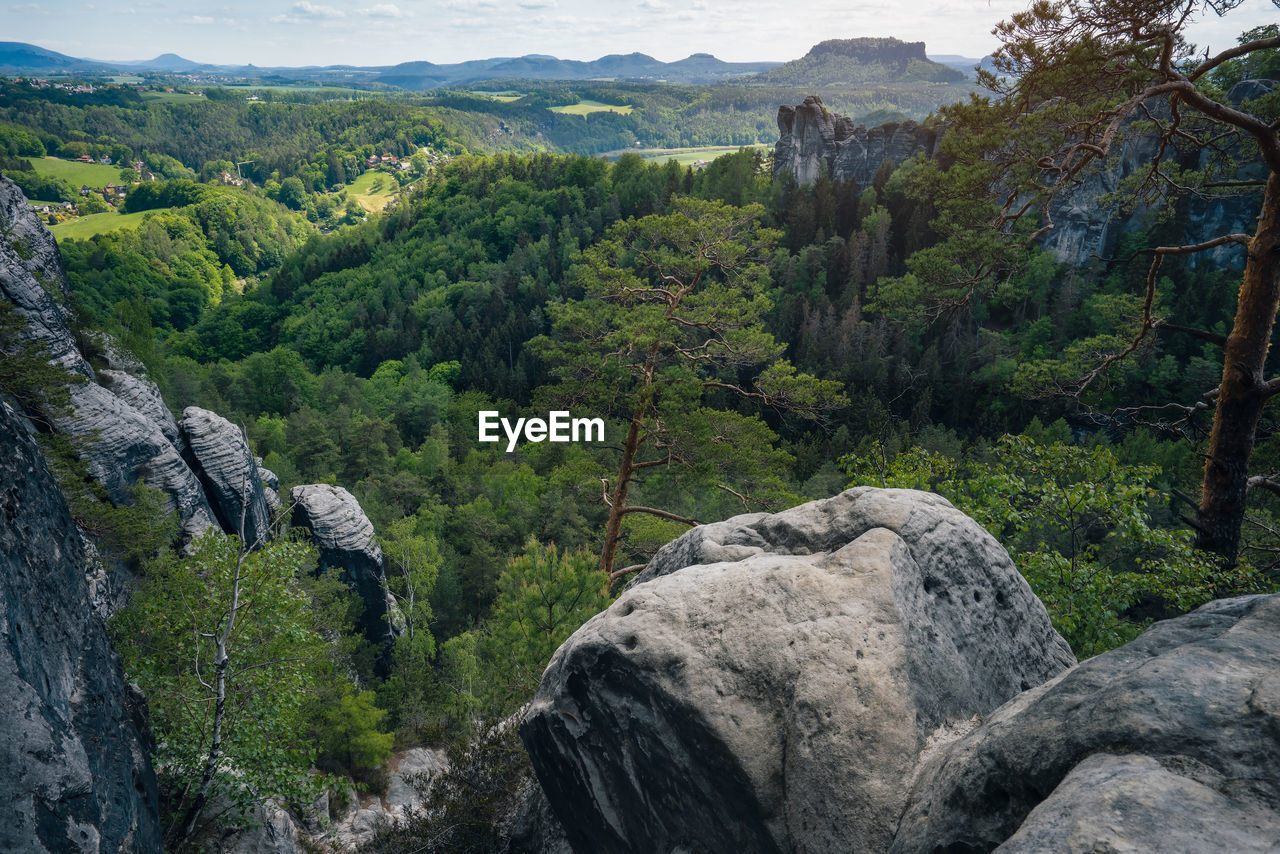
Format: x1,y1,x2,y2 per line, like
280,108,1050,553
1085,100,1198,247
0,40,990,89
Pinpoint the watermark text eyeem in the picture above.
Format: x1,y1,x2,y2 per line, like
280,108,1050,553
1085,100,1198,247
478,410,604,452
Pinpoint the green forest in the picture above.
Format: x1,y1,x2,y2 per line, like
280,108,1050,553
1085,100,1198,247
2,12,1279,853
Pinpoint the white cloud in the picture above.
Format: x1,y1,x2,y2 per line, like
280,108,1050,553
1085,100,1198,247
292,1,345,18
189,15,214,24
362,3,408,17
517,0,557,8
638,0,669,9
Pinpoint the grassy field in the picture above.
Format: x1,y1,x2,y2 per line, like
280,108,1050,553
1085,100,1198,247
549,99,633,116
141,91,206,104
468,91,523,102
617,144,771,166
346,170,400,212
32,157,125,187
51,210,150,241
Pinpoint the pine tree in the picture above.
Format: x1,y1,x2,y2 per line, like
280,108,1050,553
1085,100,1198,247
532,198,847,580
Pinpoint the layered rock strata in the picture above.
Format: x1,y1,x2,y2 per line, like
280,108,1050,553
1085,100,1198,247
0,176,217,546
291,484,398,656
774,95,940,188
180,406,271,546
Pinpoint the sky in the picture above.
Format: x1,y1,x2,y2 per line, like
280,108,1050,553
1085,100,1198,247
3,0,1277,68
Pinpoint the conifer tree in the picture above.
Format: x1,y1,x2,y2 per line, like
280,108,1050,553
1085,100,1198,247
533,198,846,579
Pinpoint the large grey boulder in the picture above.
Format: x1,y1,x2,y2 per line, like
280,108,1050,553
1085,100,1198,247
181,407,271,546
890,593,1280,853
521,488,1075,854
291,484,397,656
0,400,162,852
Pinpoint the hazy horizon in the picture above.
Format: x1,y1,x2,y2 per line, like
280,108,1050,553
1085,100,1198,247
3,0,1276,69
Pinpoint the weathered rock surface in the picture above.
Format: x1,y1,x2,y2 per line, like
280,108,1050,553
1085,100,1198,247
98,368,180,445
774,95,939,187
0,400,162,852
257,464,280,493
0,176,84,375
257,465,283,514
385,746,449,814
506,780,573,854
772,94,1265,269
181,407,271,545
890,592,1280,853
291,484,397,655
208,800,302,854
1,176,217,546
57,382,218,545
522,488,1075,854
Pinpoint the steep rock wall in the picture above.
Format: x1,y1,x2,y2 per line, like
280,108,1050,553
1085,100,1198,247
0,399,162,853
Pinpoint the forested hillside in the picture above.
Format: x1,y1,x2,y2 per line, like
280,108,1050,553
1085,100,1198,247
1,16,1278,852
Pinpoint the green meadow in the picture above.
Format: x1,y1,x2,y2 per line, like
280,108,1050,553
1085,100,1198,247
140,91,208,103
626,144,770,166
549,99,634,115
347,170,400,212
32,157,125,187
468,91,524,102
51,210,150,241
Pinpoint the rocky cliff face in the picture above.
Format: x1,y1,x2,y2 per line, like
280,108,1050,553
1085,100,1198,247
521,488,1075,854
181,406,272,546
1,176,338,852
0,176,219,549
774,95,940,187
773,84,1270,268
0,399,162,853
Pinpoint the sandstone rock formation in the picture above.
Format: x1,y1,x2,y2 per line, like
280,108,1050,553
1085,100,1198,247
257,463,283,514
0,399,162,852
774,95,940,187
181,406,271,546
772,90,1266,269
98,367,180,445
291,484,398,655
890,592,1280,853
1,176,218,546
0,175,83,374
59,382,218,544
522,488,1075,854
